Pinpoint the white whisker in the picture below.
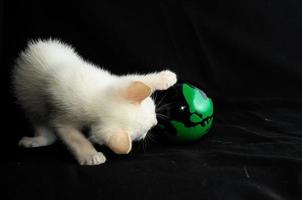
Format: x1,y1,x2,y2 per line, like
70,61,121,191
156,92,168,108
156,101,177,111
156,113,169,119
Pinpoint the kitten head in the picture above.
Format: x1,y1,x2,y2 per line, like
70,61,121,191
91,81,159,154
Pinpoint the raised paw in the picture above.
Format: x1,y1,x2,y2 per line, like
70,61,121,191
157,70,177,90
78,152,106,166
18,136,43,148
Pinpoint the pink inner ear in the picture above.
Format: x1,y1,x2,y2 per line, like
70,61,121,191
107,131,132,154
121,81,151,103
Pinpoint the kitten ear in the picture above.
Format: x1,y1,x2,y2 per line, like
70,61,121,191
107,131,132,154
120,81,151,103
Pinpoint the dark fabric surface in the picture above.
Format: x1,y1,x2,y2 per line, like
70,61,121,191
3,0,302,199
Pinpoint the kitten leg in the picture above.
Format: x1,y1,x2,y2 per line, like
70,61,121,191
150,70,177,91
19,126,57,148
55,125,106,165
128,70,177,92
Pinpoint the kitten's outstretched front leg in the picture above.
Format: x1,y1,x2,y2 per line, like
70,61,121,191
128,70,177,92
150,70,177,91
55,125,106,165
19,126,57,148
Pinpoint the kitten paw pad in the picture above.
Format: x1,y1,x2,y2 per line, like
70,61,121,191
158,70,177,90
78,152,106,165
18,137,42,148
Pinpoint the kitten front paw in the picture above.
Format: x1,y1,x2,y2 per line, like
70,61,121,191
157,70,177,90
18,137,41,148
78,152,106,165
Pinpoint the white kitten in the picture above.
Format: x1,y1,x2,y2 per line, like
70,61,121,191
13,39,177,165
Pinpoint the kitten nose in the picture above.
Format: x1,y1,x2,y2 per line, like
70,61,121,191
154,119,158,126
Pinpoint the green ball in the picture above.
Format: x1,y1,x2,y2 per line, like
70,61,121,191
155,82,214,143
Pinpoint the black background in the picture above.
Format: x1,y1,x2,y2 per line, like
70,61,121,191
2,0,302,199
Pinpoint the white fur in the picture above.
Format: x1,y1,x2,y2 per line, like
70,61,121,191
13,39,177,165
